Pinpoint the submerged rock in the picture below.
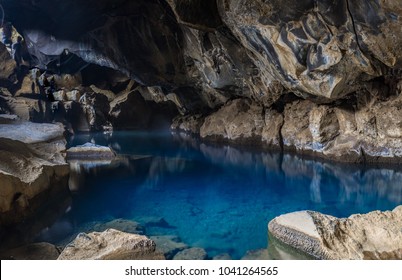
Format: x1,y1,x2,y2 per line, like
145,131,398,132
173,247,208,260
58,229,164,260
0,242,60,260
150,235,188,259
268,206,402,260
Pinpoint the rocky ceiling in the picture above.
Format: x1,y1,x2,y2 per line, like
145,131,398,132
2,0,402,105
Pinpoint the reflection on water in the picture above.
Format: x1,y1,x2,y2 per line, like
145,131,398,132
38,131,402,259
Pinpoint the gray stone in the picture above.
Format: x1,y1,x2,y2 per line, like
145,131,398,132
67,143,116,159
173,247,208,260
150,235,188,259
268,206,402,260
58,229,165,260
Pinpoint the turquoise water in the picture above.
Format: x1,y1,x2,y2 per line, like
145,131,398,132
42,131,402,259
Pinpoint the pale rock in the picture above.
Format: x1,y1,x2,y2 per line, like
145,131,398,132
58,229,164,260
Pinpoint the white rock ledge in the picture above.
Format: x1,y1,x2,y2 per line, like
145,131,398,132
268,206,402,260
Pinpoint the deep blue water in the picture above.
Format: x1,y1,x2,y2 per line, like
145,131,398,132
40,131,402,259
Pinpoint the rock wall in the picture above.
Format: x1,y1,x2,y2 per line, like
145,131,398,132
0,120,70,226
1,0,402,161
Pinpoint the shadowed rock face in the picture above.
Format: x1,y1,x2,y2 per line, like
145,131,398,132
2,0,187,87
2,0,402,161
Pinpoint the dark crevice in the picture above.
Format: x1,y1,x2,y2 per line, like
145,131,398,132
345,0,364,53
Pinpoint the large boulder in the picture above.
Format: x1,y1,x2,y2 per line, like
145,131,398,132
0,121,69,225
58,229,165,260
268,206,402,260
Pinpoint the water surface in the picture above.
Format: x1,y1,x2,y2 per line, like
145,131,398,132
39,131,402,259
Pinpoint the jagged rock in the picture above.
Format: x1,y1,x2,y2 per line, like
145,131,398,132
308,106,340,149
150,235,188,259
58,229,164,260
52,90,67,102
0,43,16,81
0,121,69,225
217,0,402,100
261,109,283,147
281,100,315,151
66,143,115,160
0,242,60,260
15,68,42,96
173,247,208,260
65,90,81,102
200,99,264,142
268,206,402,260
171,114,204,134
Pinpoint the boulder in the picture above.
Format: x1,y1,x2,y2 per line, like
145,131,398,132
58,229,165,260
66,143,116,160
268,206,402,260
0,121,69,225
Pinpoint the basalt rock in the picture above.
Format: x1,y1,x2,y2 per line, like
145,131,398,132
0,121,69,225
58,229,165,260
1,0,402,162
268,206,402,260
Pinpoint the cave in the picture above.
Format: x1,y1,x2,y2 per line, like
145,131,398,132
0,0,402,262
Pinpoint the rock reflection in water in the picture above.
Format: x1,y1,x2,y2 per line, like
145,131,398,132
42,131,402,259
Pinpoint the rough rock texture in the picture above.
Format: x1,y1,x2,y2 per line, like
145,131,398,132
173,247,208,260
268,206,402,260
1,1,402,161
150,235,188,259
67,143,116,159
0,242,60,260
0,121,69,225
58,229,165,260
200,99,264,143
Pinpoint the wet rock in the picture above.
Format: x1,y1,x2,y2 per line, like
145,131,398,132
200,99,264,142
171,114,204,134
92,219,145,235
66,143,115,160
241,249,270,260
0,242,60,260
0,121,69,225
268,206,402,260
213,253,232,260
150,235,188,259
58,229,164,260
173,247,208,260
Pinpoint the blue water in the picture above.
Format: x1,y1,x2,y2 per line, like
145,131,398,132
43,131,402,259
